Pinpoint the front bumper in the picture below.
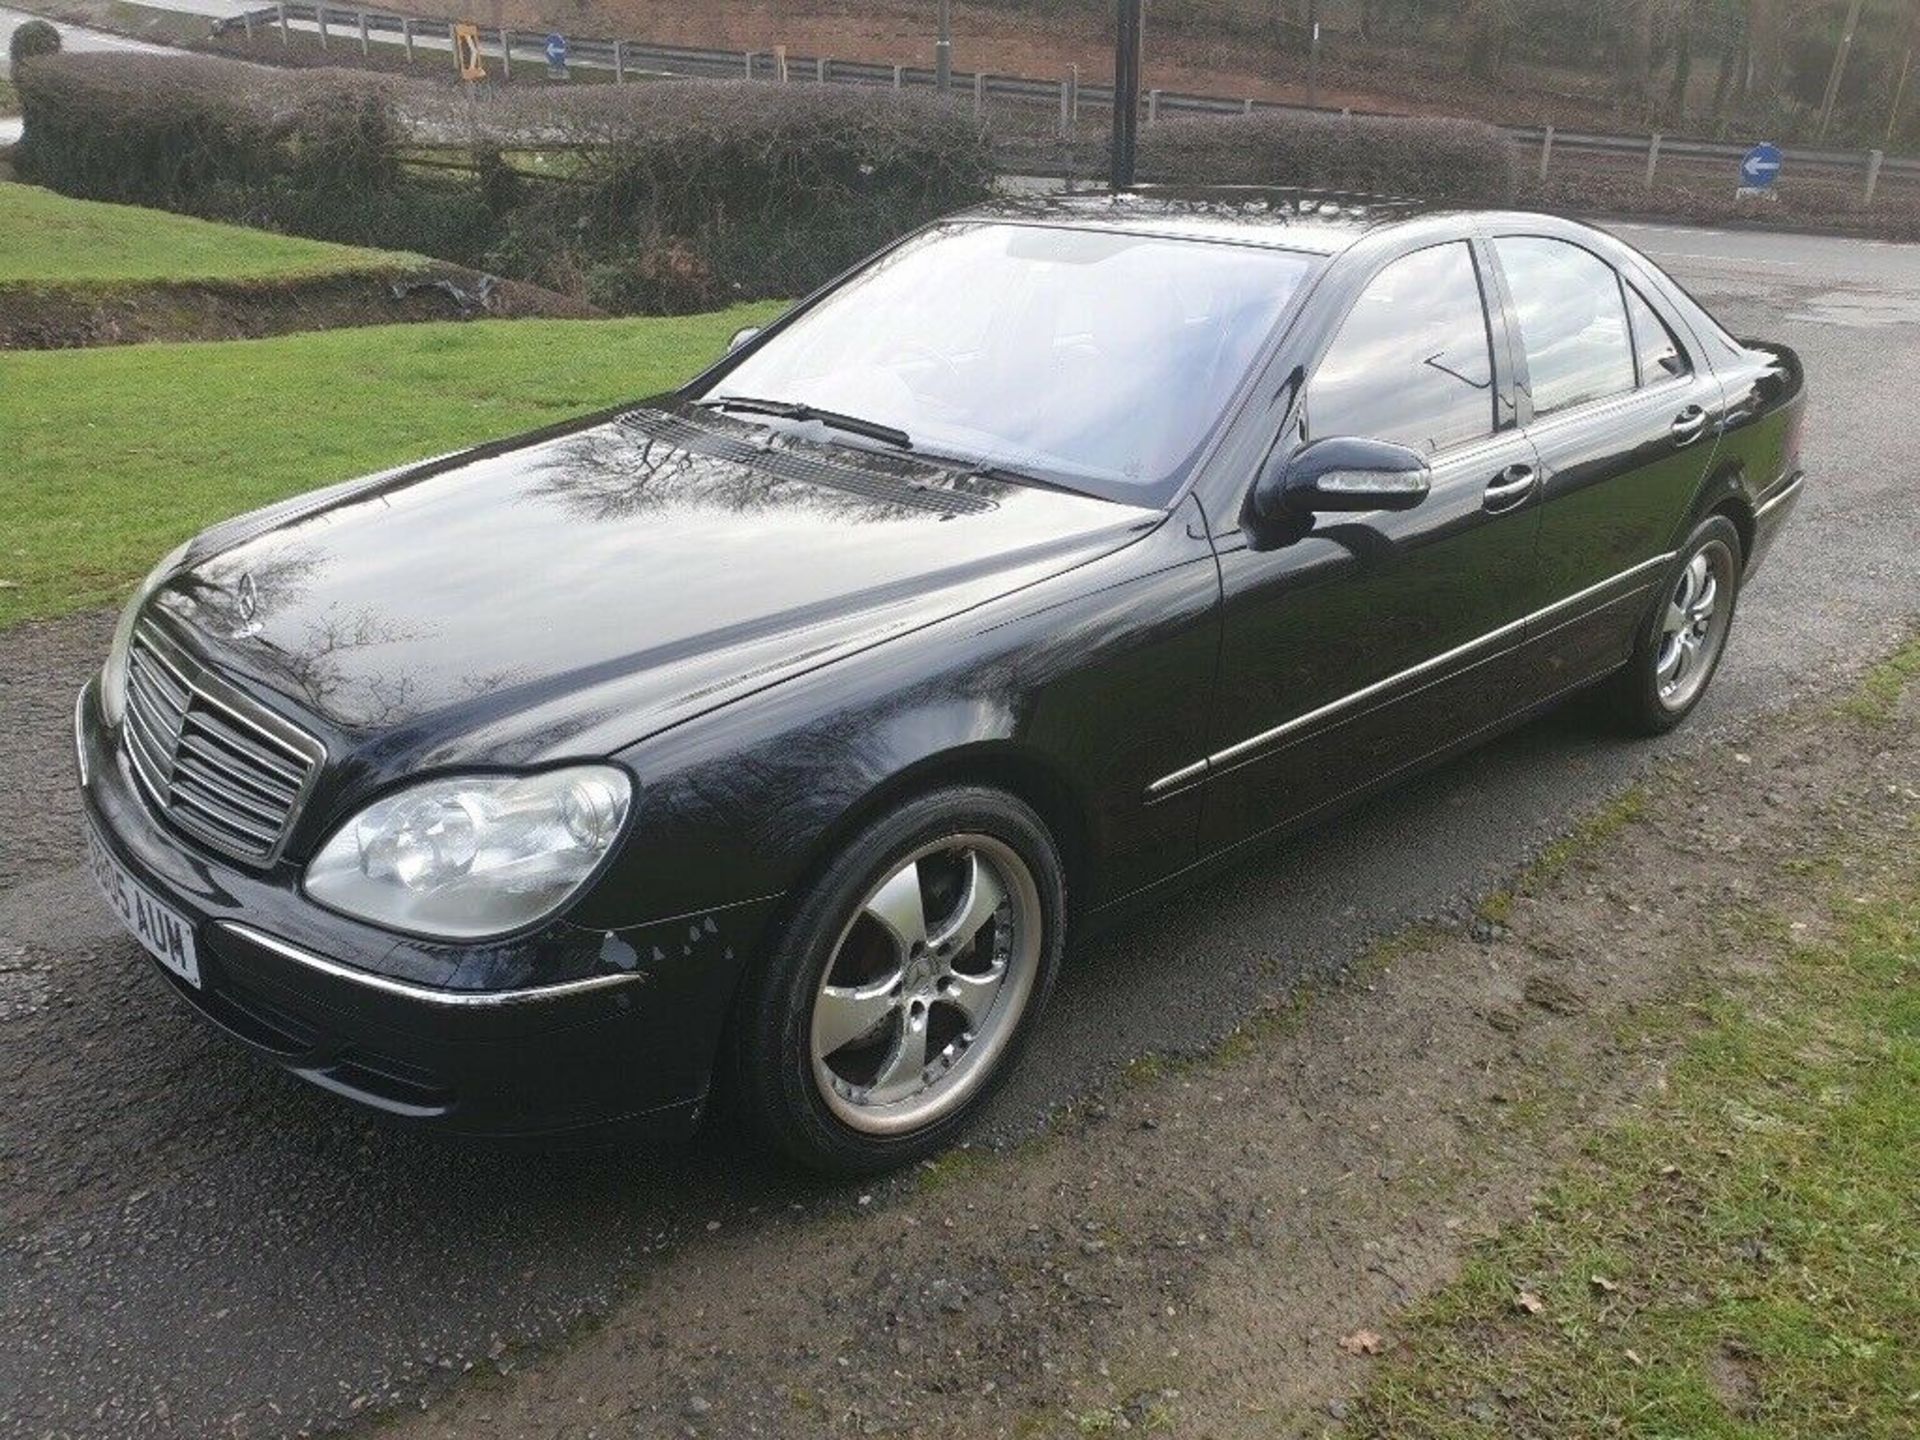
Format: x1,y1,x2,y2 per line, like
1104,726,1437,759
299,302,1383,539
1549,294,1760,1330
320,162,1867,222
76,680,775,1140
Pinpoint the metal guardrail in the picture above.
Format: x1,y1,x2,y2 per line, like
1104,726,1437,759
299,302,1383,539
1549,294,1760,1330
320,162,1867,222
214,1,1915,194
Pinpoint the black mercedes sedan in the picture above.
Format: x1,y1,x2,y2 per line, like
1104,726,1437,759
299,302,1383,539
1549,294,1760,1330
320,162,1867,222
76,192,1805,1173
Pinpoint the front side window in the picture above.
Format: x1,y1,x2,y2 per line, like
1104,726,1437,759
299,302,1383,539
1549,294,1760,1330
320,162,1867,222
704,223,1316,504
1305,241,1495,456
1624,283,1689,384
1496,236,1636,417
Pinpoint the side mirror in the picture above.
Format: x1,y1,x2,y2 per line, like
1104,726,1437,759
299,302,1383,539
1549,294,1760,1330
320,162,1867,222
1255,436,1431,523
727,326,762,352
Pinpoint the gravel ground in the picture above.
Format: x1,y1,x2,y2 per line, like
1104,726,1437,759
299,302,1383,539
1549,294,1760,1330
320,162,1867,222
2,223,1918,1439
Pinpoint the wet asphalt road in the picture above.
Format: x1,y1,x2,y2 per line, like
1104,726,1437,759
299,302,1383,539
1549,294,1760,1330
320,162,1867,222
3,222,1918,1439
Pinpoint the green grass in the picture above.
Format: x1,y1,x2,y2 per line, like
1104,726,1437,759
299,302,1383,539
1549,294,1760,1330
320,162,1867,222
0,181,421,288
1839,633,1920,727
1342,814,1920,1436
0,304,784,626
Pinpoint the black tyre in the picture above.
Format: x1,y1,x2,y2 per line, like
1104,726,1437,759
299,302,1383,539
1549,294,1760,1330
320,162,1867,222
1609,514,1743,736
727,785,1066,1175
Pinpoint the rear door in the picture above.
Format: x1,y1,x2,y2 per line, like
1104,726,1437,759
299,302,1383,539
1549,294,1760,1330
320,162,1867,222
1192,237,1543,853
1489,233,1726,702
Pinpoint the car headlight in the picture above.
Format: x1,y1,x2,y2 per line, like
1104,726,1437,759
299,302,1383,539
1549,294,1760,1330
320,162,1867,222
100,541,191,726
304,766,633,940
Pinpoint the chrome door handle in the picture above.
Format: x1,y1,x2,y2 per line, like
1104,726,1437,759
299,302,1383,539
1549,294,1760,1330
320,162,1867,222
1484,463,1537,510
1671,406,1710,445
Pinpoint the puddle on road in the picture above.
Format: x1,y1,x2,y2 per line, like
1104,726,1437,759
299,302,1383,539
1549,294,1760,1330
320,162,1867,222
1785,288,1920,328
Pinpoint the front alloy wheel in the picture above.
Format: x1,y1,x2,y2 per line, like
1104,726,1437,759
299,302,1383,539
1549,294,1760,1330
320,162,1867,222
810,836,1043,1136
728,787,1064,1174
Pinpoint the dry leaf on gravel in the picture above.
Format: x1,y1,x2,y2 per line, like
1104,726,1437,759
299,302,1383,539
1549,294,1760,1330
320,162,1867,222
1338,1330,1384,1356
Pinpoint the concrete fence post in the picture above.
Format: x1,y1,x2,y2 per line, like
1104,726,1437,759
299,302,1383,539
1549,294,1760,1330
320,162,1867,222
499,27,510,78
401,16,414,61
1865,148,1884,205
743,49,755,80
1539,124,1554,181
774,45,787,82
1068,63,1079,122
891,63,902,90
973,71,986,115
277,2,288,44
1339,106,1351,120
612,39,624,83
1243,97,1254,114
1645,132,1662,187
1059,77,1071,139
357,10,369,56
816,55,827,83
315,4,327,48
241,11,254,42
1147,88,1161,123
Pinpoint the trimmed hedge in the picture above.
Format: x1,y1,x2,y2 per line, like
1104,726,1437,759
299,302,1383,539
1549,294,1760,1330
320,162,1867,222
1138,110,1518,204
14,55,994,310
9,17,60,65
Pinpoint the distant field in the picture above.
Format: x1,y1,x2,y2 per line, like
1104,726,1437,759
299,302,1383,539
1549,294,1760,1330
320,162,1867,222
0,181,420,288
0,304,784,626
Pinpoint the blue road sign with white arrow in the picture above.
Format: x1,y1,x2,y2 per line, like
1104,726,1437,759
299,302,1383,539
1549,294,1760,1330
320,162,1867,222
1740,142,1782,189
545,32,569,78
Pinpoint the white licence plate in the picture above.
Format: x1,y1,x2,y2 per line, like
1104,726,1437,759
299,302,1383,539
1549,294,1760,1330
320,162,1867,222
87,823,201,988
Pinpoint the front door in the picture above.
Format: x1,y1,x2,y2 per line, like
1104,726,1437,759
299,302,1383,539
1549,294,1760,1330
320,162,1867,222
1195,238,1544,855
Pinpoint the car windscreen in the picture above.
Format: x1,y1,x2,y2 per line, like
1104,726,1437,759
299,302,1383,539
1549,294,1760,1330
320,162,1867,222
698,222,1317,505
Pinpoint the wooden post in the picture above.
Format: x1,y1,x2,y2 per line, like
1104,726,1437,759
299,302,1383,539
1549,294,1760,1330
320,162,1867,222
613,38,624,83
357,10,369,56
774,44,788,82
816,55,827,83
499,27,511,78
1059,76,1072,139
1645,132,1662,187
891,63,902,90
1539,124,1554,181
744,50,756,80
402,16,413,61
315,4,328,48
1864,148,1884,205
277,2,289,45
973,71,986,115
1147,88,1161,123
1068,63,1079,122
242,10,254,42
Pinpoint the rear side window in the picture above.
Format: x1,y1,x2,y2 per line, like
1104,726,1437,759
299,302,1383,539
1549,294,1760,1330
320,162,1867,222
1496,236,1636,417
1306,241,1495,455
1624,283,1689,384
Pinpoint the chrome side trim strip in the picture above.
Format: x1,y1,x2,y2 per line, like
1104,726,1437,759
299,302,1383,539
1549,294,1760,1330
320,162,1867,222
1754,471,1804,521
1143,759,1210,799
74,683,92,788
1145,552,1676,797
220,922,642,1007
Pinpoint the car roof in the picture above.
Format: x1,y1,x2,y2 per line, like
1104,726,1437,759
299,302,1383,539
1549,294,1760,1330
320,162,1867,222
951,186,1442,257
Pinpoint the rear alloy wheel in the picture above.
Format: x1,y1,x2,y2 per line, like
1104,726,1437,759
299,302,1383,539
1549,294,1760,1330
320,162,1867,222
730,787,1064,1173
1611,514,1743,735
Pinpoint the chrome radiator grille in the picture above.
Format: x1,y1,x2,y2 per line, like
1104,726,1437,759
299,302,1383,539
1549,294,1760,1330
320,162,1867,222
122,625,323,865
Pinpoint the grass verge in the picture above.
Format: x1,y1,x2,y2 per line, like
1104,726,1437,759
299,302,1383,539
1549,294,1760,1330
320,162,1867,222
1341,695,1920,1438
0,181,420,288
0,304,783,626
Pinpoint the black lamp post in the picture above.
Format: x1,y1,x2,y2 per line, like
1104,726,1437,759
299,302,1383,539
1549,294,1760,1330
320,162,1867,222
1110,0,1142,191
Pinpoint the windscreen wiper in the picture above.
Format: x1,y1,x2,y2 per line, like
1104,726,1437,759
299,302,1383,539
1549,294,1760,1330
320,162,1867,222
696,396,912,451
